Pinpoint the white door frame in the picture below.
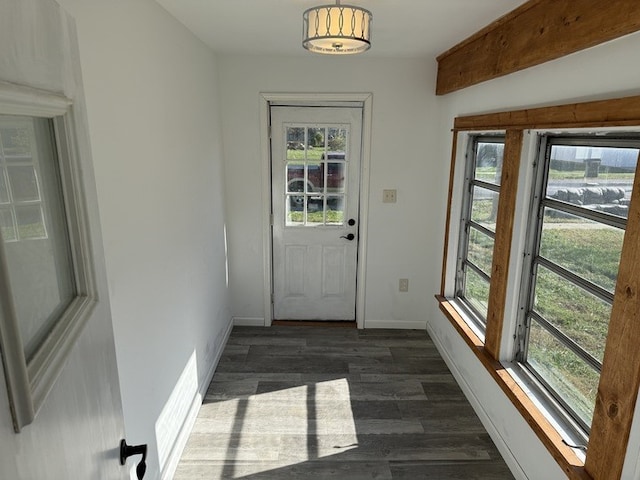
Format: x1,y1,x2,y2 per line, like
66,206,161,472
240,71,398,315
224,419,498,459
259,93,373,329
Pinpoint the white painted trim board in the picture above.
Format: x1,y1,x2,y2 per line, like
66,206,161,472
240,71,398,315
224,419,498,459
364,320,427,330
233,317,266,327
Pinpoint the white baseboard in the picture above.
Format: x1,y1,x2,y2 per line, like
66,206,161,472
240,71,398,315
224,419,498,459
364,319,427,330
232,317,426,330
202,318,234,393
159,385,203,480
426,323,528,480
233,317,266,326
161,318,234,480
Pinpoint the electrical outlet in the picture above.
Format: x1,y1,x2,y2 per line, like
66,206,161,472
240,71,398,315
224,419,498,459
383,189,397,203
399,278,409,292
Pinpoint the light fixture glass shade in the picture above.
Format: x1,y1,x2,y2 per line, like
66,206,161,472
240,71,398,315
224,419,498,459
303,3,372,55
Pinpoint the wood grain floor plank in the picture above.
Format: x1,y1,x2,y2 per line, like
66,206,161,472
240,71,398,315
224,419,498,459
175,326,515,479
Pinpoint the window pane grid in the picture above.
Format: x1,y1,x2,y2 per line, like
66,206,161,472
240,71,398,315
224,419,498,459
285,124,347,227
468,220,495,239
527,310,602,373
0,116,76,362
544,197,627,230
0,119,48,242
535,256,614,304
0,167,9,204
472,179,500,193
455,137,505,329
518,137,638,434
524,322,599,435
539,206,624,294
464,259,491,283
529,262,612,367
470,186,500,233
474,141,505,186
467,227,494,277
460,264,491,320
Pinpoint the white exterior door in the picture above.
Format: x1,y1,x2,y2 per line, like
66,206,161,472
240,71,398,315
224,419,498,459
271,106,362,320
0,1,127,479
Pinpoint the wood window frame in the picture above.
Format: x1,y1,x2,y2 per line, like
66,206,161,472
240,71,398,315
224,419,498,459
439,94,640,480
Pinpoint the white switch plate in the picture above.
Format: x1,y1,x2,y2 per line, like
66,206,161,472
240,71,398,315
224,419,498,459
383,189,397,203
399,278,409,292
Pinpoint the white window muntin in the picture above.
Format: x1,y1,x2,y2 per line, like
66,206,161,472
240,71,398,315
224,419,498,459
284,123,349,227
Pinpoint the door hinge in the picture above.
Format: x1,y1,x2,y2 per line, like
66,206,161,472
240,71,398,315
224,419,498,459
270,293,274,304
268,125,272,139
270,214,274,226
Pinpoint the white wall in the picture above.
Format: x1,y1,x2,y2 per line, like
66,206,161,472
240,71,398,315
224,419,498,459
55,1,231,478
431,32,640,480
218,55,438,329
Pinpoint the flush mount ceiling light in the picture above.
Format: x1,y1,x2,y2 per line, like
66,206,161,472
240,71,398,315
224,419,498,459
303,0,372,55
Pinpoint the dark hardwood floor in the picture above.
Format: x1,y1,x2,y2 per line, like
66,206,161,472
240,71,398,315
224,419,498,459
174,326,515,479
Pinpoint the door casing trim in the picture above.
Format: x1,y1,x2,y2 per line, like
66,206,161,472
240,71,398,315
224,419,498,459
259,93,373,329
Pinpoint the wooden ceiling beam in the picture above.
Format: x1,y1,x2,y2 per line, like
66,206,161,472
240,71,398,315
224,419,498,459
436,0,640,95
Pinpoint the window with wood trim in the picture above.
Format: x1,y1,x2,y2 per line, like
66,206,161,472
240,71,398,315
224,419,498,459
455,137,504,331
439,93,640,480
517,136,638,438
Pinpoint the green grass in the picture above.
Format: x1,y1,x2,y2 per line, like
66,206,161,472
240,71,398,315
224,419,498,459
0,226,16,241
467,228,494,274
1,222,46,241
527,227,621,425
475,166,499,183
464,220,623,427
547,169,635,180
527,322,600,425
18,222,46,239
533,266,610,361
471,198,497,225
464,268,489,319
476,167,635,182
288,209,344,224
539,227,623,292
465,163,634,427
287,147,325,160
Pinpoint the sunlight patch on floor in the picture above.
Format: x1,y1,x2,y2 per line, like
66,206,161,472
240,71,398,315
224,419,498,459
181,378,358,477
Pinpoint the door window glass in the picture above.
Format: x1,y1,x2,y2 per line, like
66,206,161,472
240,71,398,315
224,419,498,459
285,125,349,227
0,116,75,361
326,195,345,225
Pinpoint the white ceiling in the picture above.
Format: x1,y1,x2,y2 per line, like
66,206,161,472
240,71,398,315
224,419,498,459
154,0,525,59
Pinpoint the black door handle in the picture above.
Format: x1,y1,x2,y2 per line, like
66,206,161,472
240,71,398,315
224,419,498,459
120,439,148,479
340,233,355,241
